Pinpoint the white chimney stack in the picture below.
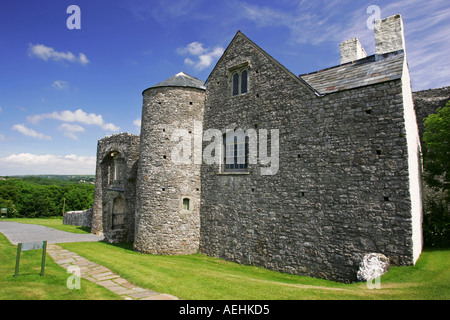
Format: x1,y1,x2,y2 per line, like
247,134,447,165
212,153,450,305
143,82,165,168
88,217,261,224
340,38,367,64
374,14,406,55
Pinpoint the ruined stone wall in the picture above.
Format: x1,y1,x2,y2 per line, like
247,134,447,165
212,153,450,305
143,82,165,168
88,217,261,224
412,86,450,146
134,86,204,255
63,208,92,228
200,34,417,282
92,133,140,243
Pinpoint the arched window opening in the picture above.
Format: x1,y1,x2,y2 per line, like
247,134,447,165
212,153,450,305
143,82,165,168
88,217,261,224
230,68,249,96
112,196,125,230
103,151,126,190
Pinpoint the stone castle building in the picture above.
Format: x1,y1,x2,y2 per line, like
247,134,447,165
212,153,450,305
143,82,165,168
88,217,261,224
90,14,426,282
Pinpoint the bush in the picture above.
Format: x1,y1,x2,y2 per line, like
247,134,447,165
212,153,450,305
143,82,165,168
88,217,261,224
0,177,95,218
423,197,450,248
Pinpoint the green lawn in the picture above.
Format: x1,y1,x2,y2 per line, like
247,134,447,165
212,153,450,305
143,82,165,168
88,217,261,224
0,232,119,300
1,218,449,300
61,241,450,300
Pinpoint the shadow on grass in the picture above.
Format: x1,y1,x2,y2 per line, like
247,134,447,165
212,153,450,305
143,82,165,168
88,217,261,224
75,226,91,233
100,241,135,251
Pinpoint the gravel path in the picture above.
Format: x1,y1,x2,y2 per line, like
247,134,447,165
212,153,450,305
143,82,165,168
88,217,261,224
0,221,104,245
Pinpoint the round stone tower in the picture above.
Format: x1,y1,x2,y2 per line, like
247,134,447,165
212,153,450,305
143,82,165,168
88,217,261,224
134,72,205,255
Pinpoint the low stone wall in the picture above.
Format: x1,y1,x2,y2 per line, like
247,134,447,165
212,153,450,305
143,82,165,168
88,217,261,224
63,208,93,228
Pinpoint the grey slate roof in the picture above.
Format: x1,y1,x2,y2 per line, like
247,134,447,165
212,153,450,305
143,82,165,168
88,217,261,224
299,51,405,95
150,71,206,90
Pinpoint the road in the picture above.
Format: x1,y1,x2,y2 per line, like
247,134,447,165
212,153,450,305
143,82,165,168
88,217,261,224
0,221,104,245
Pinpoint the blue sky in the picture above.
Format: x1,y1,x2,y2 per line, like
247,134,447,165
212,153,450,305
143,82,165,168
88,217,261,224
0,0,449,175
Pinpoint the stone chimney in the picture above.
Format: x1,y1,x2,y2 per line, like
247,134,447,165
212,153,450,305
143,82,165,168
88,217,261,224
374,14,405,55
340,38,367,64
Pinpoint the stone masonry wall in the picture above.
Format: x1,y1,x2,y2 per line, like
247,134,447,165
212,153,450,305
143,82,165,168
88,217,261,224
134,86,204,255
200,34,416,282
63,208,92,228
92,132,140,243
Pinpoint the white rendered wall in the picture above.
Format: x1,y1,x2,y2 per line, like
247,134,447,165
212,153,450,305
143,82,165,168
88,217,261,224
402,57,423,264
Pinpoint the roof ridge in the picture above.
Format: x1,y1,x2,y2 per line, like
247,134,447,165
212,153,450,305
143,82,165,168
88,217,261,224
142,71,206,94
300,51,405,95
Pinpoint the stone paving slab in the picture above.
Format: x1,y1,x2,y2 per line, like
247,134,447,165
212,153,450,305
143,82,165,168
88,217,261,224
142,293,180,300
47,244,179,300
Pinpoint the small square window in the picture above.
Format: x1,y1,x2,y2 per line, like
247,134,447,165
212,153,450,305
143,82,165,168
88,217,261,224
182,198,190,210
223,133,249,172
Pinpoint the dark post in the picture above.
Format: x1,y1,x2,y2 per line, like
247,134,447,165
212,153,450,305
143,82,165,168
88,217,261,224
40,241,47,277
14,243,22,277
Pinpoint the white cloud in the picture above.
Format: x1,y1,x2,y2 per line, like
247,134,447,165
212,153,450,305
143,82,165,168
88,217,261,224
133,118,141,128
177,42,208,56
28,43,89,65
12,124,51,140
78,53,89,65
58,123,85,140
0,134,6,141
177,42,224,71
52,80,70,90
235,1,450,90
236,2,362,46
0,106,2,113
184,58,195,66
101,122,120,132
0,153,96,175
381,1,450,90
27,109,120,132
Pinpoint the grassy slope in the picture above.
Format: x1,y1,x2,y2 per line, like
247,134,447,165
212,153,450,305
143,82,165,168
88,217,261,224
61,241,450,300
1,218,449,300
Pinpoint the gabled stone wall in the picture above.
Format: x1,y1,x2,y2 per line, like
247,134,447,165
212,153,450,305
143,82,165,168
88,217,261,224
200,33,419,282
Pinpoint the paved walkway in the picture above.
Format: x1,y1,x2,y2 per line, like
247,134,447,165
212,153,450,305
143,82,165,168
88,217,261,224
0,221,178,300
0,221,104,244
47,245,179,300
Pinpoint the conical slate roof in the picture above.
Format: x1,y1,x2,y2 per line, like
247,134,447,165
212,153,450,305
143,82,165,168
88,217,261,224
149,71,206,90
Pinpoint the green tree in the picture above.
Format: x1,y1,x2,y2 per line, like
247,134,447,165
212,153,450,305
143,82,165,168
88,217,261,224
423,101,450,199
63,185,95,213
0,198,16,217
0,177,95,218
423,100,450,248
